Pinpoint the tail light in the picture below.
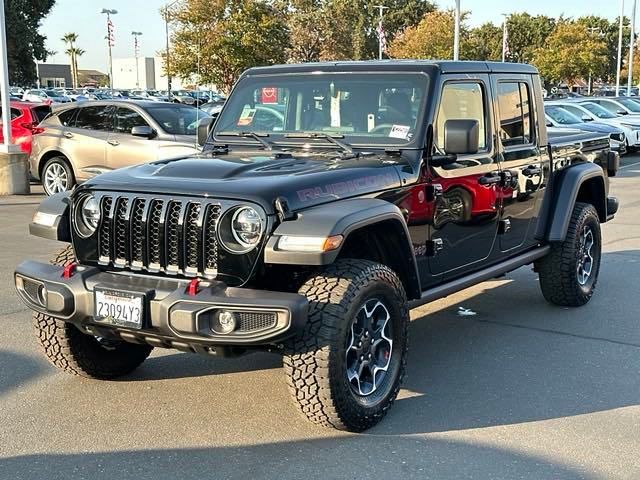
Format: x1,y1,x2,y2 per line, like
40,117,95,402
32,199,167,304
20,122,44,134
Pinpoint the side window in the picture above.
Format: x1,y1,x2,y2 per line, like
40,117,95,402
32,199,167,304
57,108,78,127
114,107,149,134
562,105,586,118
436,82,487,151
32,106,52,123
497,81,533,147
75,106,113,131
0,108,23,120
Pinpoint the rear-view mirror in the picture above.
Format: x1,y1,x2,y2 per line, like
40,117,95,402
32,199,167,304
131,125,155,138
197,117,215,147
443,119,479,155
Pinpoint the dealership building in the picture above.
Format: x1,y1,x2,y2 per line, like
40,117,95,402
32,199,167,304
112,57,186,90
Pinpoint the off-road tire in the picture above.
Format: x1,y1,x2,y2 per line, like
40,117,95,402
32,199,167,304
536,202,602,307
283,259,409,432
33,245,153,379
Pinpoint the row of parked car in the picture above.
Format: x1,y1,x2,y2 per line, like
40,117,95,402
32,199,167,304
544,96,640,155
1,98,212,195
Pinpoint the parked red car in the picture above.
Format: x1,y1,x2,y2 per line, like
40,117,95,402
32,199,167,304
0,101,51,154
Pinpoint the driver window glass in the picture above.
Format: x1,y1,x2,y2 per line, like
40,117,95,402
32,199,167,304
114,107,149,134
435,82,487,151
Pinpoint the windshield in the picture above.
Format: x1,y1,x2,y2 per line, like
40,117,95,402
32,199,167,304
214,73,428,146
546,106,582,125
147,104,209,135
44,90,59,96
580,102,616,119
616,98,640,112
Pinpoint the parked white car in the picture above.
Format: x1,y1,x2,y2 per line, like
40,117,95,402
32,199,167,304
22,89,72,104
587,97,640,117
549,100,640,149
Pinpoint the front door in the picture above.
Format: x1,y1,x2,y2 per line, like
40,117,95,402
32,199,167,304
426,76,502,278
66,105,113,181
492,77,546,252
106,107,157,170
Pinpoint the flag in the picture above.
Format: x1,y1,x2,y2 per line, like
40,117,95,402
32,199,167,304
107,19,115,47
502,22,510,60
376,21,387,52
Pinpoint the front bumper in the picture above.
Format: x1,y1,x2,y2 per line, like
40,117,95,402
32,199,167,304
14,261,308,352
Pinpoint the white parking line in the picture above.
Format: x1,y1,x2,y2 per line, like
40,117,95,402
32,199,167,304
620,160,640,170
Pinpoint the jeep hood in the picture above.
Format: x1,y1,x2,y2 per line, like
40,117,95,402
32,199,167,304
80,149,408,214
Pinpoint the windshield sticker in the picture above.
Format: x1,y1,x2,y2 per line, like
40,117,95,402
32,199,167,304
389,125,410,139
237,106,256,126
330,94,341,127
367,114,375,132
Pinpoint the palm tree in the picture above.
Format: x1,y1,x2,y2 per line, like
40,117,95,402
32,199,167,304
69,48,85,86
61,33,79,87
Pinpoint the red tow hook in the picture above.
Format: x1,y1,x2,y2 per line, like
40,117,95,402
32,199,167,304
186,278,200,296
62,263,77,279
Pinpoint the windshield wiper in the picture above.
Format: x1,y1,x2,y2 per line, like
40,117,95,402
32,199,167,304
217,131,274,151
284,132,354,155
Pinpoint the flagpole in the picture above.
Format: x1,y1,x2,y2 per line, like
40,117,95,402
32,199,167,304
501,14,508,62
101,8,117,94
453,0,461,60
373,4,388,60
628,0,636,96
616,0,625,95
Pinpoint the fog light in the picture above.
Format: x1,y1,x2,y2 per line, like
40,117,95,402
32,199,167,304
213,311,237,334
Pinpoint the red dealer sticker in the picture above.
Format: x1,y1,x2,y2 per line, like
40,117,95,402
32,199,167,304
261,87,278,104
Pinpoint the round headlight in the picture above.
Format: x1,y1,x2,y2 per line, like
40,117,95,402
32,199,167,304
75,194,100,237
231,206,263,248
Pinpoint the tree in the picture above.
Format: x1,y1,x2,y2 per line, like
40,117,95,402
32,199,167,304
62,33,79,88
466,22,503,61
5,0,56,85
165,0,289,93
532,21,608,86
504,13,555,63
388,10,469,60
577,16,631,83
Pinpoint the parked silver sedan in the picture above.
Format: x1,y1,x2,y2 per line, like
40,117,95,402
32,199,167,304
30,100,209,195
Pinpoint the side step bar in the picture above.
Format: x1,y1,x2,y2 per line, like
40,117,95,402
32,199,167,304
409,246,550,309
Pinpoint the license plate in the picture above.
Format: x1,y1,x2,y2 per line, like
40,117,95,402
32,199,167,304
94,288,144,329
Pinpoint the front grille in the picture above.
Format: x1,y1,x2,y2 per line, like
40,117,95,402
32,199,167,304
236,312,278,332
97,194,221,278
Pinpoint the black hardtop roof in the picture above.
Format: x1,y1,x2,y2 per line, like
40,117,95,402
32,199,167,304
244,60,538,76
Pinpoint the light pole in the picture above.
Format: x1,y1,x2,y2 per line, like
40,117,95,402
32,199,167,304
453,0,461,60
163,0,180,99
101,8,118,94
629,0,637,96
501,14,508,62
373,4,389,60
131,31,142,88
616,0,625,94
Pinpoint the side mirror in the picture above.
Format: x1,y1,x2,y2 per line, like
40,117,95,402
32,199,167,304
444,119,479,155
545,120,553,127
131,125,156,138
582,115,593,122
616,108,628,116
197,117,215,146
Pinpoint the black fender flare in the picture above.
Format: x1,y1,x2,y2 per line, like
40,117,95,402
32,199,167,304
264,198,421,298
28,191,72,242
538,162,606,243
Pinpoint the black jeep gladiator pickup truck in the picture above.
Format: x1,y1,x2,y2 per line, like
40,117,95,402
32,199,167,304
15,61,619,432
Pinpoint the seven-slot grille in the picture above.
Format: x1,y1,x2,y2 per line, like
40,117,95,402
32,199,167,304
97,194,221,277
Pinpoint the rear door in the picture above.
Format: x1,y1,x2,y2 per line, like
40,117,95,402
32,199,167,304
106,106,159,169
426,75,502,279
66,105,113,180
492,75,546,252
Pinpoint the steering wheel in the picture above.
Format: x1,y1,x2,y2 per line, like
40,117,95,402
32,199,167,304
368,124,396,134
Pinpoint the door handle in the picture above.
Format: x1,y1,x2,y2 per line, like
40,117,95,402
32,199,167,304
63,132,73,139
107,140,120,146
478,172,501,186
522,165,542,177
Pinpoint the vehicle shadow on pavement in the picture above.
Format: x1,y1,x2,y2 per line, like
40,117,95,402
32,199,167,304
374,250,640,435
0,436,590,480
0,350,46,398
121,350,282,381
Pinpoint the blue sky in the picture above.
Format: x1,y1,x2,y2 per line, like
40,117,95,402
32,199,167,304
41,0,627,72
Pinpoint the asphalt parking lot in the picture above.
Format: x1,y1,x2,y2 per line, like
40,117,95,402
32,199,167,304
1,158,639,480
